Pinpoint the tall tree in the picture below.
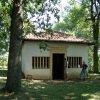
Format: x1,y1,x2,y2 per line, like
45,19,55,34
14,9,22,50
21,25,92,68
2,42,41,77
2,0,59,93
4,0,23,92
90,0,100,72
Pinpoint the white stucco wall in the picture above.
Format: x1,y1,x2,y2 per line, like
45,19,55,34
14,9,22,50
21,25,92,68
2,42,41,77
22,41,51,79
22,41,89,79
66,44,88,79
67,44,88,63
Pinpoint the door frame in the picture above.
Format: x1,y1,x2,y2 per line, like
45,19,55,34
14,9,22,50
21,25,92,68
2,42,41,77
49,45,67,80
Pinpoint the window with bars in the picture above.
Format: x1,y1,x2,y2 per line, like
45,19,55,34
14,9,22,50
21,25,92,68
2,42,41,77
67,57,82,68
32,57,50,69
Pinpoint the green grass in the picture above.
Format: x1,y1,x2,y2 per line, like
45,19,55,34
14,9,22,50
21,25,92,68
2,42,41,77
0,73,100,100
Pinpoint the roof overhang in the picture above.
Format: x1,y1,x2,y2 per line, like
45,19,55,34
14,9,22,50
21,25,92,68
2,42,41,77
23,38,95,46
22,32,95,46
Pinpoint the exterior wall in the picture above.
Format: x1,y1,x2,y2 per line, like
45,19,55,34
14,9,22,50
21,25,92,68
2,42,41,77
67,44,88,79
22,41,51,79
67,44,88,63
22,41,89,79
67,68,82,79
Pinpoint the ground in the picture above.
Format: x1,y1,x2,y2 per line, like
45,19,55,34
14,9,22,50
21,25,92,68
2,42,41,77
0,69,100,100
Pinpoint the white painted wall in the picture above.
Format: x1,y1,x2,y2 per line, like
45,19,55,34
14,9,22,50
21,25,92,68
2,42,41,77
22,41,51,79
66,44,88,79
22,41,89,79
67,44,88,64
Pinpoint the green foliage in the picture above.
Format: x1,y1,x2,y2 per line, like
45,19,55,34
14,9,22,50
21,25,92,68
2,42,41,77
24,0,60,34
0,0,60,55
23,0,45,34
0,1,12,54
53,1,92,39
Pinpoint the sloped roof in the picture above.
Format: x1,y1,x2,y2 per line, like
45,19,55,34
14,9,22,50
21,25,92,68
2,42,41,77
23,32,94,45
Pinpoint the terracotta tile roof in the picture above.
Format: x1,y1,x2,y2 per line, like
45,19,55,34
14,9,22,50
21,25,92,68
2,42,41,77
23,32,94,45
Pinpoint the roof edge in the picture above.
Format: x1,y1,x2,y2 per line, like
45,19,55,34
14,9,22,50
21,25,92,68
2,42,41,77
23,38,95,45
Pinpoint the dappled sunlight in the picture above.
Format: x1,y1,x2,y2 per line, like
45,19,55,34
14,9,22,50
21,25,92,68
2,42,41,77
34,85,45,90
22,79,48,85
40,94,49,98
88,93,100,100
29,97,36,100
81,92,100,100
3,92,15,97
82,93,90,97
63,92,77,100
89,73,100,79
0,73,100,99
28,79,46,84
21,76,100,100
0,77,7,79
64,95,77,100
24,92,29,95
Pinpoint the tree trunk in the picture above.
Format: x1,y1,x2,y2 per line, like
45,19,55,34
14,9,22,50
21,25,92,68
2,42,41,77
4,0,23,92
90,0,99,73
93,20,99,73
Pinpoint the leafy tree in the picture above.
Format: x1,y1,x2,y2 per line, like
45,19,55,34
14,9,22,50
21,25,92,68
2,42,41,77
24,0,60,34
0,1,11,54
83,0,100,72
89,0,100,73
53,0,100,72
53,3,92,39
1,0,60,93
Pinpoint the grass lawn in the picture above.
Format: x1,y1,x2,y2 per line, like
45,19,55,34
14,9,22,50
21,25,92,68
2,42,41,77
0,71,100,100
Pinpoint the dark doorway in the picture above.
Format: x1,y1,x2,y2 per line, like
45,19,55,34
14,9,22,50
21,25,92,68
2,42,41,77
52,53,64,80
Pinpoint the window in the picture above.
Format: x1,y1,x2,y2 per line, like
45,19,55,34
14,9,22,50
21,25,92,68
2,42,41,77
32,57,50,69
67,57,82,68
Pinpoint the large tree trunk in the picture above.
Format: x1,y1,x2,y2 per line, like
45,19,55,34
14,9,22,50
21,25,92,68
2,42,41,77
4,0,23,92
93,20,99,73
91,0,99,73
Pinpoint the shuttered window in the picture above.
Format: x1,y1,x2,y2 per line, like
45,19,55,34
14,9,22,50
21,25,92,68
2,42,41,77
67,57,82,68
32,57,50,69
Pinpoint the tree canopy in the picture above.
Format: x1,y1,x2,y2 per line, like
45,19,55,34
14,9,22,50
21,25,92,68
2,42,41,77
0,0,60,93
53,0,100,72
53,1,92,39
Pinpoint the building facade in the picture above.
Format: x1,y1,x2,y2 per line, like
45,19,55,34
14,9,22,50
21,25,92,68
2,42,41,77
22,32,93,79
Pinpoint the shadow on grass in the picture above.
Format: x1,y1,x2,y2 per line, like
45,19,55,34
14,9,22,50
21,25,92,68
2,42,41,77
0,73,100,100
